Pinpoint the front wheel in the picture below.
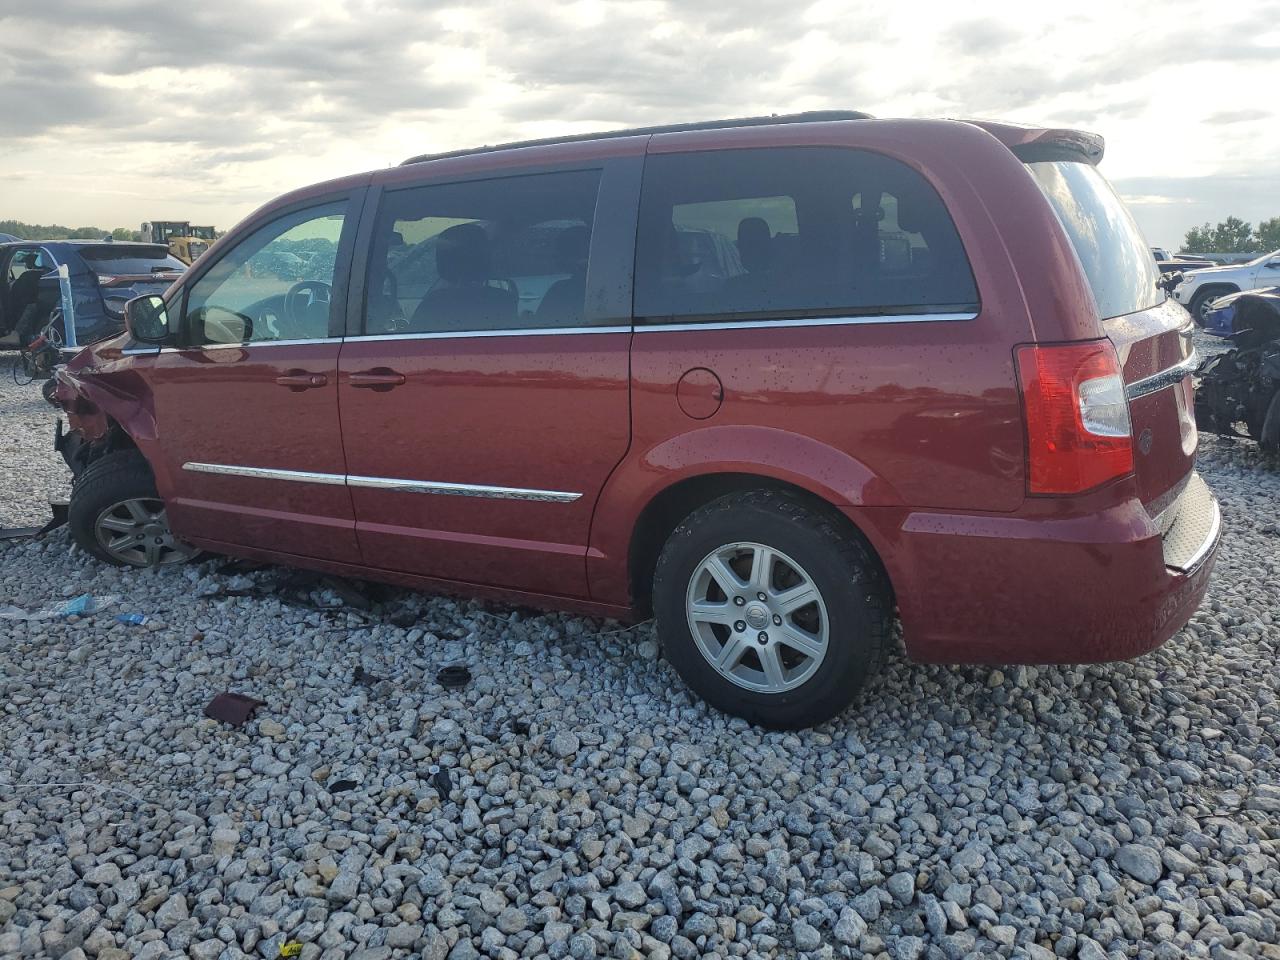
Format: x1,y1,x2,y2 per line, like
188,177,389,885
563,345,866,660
653,490,892,729
1189,287,1231,326
69,452,199,567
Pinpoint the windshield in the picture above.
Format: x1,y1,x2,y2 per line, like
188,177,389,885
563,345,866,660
1028,161,1164,320
1246,249,1280,267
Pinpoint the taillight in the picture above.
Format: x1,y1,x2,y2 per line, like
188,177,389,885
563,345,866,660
1015,340,1133,495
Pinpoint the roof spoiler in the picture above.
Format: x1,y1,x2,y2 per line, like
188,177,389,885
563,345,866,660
1008,128,1106,165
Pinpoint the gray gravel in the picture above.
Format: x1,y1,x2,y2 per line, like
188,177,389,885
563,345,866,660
3,349,1280,960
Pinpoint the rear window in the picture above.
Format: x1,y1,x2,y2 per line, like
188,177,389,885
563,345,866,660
634,147,978,323
79,245,185,275
1028,161,1163,320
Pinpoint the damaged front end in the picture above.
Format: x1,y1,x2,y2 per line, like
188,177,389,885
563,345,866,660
1194,288,1280,451
53,334,153,480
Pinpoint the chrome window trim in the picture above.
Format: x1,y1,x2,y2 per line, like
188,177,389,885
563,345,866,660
353,325,631,343
632,311,977,333
1126,351,1199,401
181,462,581,503
127,314,974,350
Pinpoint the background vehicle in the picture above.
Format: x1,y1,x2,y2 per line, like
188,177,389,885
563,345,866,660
1196,287,1280,450
1173,249,1280,323
0,240,185,351
1151,247,1214,274
55,112,1218,728
140,221,218,265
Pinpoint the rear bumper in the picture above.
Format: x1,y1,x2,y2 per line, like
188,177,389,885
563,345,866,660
859,473,1220,664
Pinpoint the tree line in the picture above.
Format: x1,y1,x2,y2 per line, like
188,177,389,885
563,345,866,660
1,220,141,242
1183,216,1280,255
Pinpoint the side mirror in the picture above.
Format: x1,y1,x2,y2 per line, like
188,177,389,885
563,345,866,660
1267,260,1280,269
125,295,170,343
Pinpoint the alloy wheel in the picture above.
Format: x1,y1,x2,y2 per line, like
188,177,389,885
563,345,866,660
93,498,197,567
685,541,829,694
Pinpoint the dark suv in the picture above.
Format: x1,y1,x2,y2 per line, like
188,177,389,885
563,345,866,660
0,240,185,351
55,112,1219,728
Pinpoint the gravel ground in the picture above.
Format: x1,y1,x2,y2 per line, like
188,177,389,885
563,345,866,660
2,346,1279,960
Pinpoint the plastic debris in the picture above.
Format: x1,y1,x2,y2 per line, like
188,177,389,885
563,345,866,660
61,594,97,616
115,613,149,626
352,665,387,687
203,692,265,726
0,594,116,621
0,500,68,540
278,943,303,958
428,764,452,798
437,665,471,689
328,779,358,793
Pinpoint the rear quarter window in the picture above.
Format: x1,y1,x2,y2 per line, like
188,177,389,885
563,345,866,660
634,147,978,323
1028,161,1163,321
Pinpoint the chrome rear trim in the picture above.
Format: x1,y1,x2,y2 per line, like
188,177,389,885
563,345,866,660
1126,351,1198,401
181,462,581,502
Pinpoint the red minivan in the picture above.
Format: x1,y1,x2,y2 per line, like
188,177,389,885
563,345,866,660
55,112,1219,728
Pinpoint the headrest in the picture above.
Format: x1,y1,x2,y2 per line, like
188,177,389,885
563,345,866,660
436,222,490,283
555,224,590,270
736,217,772,273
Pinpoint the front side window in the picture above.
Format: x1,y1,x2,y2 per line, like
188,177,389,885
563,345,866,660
363,169,601,334
634,148,978,323
184,202,346,345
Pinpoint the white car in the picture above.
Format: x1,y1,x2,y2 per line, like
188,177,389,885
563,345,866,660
1173,249,1280,323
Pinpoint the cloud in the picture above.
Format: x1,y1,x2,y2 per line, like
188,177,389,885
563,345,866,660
0,0,1275,245
1206,109,1269,125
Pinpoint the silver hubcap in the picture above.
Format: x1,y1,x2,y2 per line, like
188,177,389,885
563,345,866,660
686,541,829,694
94,498,197,567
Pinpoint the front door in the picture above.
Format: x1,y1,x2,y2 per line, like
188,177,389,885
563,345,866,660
146,196,363,561
337,164,638,597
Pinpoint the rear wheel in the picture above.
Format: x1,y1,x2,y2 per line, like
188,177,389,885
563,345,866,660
653,489,892,729
69,452,198,567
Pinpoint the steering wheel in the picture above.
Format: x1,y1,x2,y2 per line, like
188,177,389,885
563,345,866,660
284,281,332,331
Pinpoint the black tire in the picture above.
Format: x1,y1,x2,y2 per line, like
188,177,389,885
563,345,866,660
1189,286,1235,326
69,451,197,567
1259,389,1280,453
653,489,892,729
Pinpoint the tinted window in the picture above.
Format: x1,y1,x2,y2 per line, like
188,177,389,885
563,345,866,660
79,245,185,274
1028,161,1163,320
634,148,977,322
185,202,345,345
363,170,601,334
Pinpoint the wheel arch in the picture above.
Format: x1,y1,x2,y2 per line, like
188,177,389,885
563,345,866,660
624,471,896,619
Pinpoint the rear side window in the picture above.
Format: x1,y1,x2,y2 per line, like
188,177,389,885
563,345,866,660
363,169,602,335
634,148,978,323
1028,161,1163,320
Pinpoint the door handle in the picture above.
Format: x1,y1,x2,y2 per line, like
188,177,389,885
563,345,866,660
348,369,406,389
274,371,328,390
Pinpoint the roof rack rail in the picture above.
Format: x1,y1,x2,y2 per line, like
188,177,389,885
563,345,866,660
400,110,874,166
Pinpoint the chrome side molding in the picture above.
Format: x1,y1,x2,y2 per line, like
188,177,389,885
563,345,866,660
182,462,581,502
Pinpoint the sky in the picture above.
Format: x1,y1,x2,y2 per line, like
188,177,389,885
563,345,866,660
1,0,1277,250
